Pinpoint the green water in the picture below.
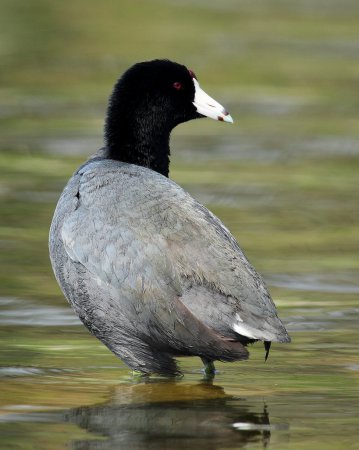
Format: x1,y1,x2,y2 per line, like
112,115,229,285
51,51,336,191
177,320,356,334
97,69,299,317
0,1,358,449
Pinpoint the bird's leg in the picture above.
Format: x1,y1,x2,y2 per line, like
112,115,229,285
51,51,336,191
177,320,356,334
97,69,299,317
201,357,216,376
131,370,148,378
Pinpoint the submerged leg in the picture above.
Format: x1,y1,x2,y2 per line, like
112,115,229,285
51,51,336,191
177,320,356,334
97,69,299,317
201,357,216,376
131,370,149,378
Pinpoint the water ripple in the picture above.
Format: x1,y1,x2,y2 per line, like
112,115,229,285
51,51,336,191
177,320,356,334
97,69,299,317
0,297,81,327
266,273,359,294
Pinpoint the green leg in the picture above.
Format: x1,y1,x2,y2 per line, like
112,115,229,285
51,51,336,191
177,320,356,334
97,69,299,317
131,369,148,378
201,358,216,376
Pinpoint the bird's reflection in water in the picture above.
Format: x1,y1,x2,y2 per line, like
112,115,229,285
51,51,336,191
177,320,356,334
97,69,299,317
64,379,273,450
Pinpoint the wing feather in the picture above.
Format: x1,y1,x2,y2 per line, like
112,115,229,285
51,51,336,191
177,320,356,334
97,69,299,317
61,160,289,345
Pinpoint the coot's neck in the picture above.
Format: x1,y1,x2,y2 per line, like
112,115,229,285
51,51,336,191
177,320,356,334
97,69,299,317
105,104,172,177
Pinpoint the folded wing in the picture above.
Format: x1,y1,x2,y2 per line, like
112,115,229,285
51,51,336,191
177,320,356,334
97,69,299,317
61,160,289,359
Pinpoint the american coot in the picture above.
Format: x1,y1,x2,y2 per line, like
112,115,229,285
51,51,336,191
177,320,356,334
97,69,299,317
49,59,290,377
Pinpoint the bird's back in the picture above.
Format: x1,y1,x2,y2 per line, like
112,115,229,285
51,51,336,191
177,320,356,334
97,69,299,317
49,154,289,375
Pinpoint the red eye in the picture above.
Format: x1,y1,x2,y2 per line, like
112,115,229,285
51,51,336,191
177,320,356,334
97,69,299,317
173,82,183,90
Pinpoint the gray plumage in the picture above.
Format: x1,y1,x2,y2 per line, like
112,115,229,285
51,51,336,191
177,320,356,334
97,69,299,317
49,60,290,376
49,153,289,376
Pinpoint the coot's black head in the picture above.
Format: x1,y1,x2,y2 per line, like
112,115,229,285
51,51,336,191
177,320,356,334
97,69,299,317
105,59,232,176
107,60,199,131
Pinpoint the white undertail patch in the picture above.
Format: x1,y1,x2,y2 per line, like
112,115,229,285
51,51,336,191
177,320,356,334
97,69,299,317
233,313,277,341
233,321,257,339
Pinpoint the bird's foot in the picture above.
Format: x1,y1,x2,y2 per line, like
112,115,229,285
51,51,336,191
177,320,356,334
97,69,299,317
131,370,148,378
201,359,216,380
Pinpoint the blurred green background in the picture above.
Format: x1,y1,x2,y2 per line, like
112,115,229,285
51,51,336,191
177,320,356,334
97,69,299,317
1,0,358,300
0,1,358,449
